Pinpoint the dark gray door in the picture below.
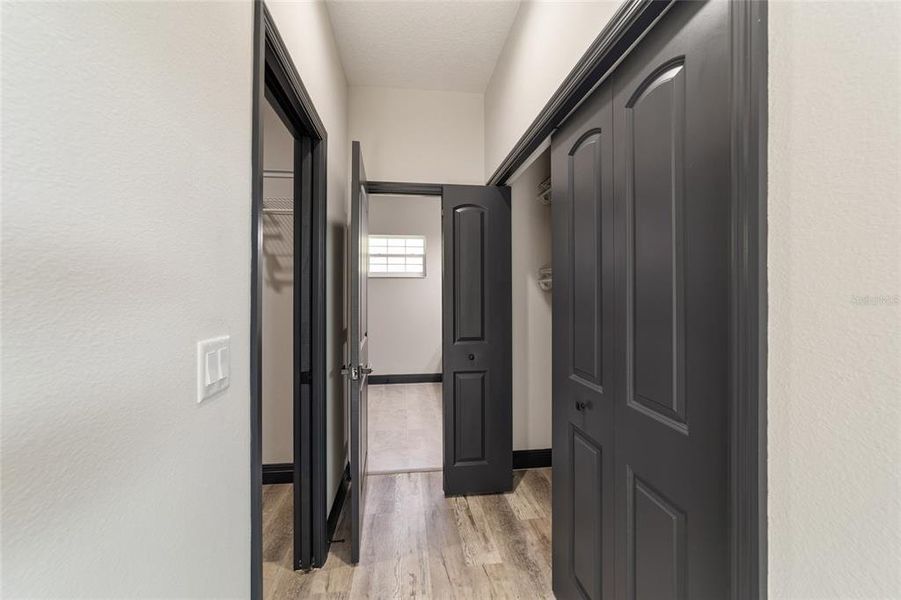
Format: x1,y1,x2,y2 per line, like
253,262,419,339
441,184,512,496
551,83,616,600
551,2,731,598
348,140,370,564
612,3,730,597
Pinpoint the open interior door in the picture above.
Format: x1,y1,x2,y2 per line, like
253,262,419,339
347,141,371,563
441,184,512,496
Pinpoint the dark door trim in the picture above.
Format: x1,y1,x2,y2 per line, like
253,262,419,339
365,181,443,196
729,2,767,599
491,1,768,598
251,1,329,596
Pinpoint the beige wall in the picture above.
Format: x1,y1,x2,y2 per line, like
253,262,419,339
510,151,553,451
1,1,349,596
368,195,443,375
1,2,254,596
267,1,349,506
484,1,619,179
349,86,484,184
767,2,901,598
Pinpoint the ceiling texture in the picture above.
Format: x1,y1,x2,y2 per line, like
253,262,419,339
325,0,522,93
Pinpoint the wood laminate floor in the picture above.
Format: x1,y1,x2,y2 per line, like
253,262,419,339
263,469,553,599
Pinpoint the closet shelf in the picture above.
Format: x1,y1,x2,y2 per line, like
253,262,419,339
538,265,552,292
537,177,552,205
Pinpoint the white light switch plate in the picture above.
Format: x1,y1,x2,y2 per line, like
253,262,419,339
197,335,230,403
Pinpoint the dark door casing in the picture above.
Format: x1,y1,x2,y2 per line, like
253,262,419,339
348,141,370,564
442,184,513,496
552,2,732,598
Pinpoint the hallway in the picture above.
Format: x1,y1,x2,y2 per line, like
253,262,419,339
262,469,553,599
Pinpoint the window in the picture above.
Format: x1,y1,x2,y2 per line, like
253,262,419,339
368,235,426,278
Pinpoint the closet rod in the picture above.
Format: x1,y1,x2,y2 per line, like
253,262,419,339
264,169,293,179
262,208,293,215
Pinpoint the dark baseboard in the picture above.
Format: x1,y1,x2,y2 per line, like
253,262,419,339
327,463,351,543
513,448,552,470
368,373,442,385
262,462,293,485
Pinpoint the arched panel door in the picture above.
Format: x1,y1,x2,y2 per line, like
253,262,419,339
612,2,731,599
551,82,615,600
442,185,512,496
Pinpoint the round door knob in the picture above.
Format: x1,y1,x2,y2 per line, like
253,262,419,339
576,401,587,411
468,354,475,360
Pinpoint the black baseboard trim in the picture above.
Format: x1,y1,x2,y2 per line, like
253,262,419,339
513,448,552,469
368,373,442,385
327,463,351,543
262,462,293,485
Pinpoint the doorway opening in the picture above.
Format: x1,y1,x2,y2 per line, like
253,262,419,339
251,3,329,595
365,194,444,474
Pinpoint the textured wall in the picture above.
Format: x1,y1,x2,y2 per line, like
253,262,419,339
767,2,901,597
349,86,485,184
484,1,619,180
1,3,253,596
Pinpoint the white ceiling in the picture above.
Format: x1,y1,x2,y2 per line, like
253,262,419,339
325,0,521,93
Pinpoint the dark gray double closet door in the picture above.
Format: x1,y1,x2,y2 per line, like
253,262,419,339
552,2,731,599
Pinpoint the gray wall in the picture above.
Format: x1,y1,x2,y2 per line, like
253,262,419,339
367,195,442,375
261,100,295,464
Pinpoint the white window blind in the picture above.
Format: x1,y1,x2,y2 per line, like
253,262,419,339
368,235,426,278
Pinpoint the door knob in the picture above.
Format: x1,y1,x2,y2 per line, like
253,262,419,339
575,401,587,411
468,354,475,361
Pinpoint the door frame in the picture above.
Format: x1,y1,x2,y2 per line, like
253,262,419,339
251,1,329,596
488,1,768,599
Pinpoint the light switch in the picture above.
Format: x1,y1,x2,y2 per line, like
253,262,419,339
197,335,230,403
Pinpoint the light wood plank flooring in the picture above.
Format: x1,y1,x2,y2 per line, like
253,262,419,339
263,469,553,599
367,383,443,473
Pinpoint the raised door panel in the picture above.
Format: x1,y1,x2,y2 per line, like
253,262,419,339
454,206,486,343
626,468,687,600
626,61,687,433
453,372,487,464
572,429,604,600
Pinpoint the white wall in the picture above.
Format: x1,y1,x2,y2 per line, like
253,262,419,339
1,1,348,596
349,86,484,184
484,1,619,179
1,3,253,597
510,151,553,451
368,196,442,375
767,2,901,598
266,1,349,506
261,101,295,465
349,85,483,375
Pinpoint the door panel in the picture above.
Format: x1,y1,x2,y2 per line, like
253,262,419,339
627,468,687,600
453,372,487,463
442,184,511,496
552,82,615,600
613,2,730,598
627,59,687,430
348,140,369,564
571,428,603,600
